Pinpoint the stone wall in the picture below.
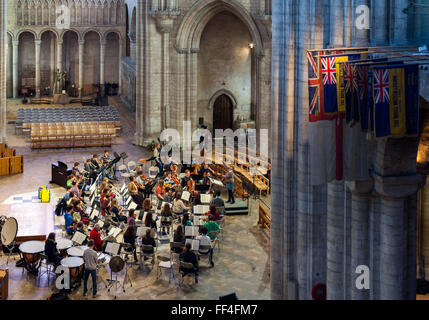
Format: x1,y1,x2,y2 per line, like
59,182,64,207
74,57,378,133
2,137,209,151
197,11,252,130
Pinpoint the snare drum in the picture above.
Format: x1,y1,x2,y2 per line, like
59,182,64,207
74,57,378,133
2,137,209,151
61,257,84,289
19,241,45,274
0,217,18,246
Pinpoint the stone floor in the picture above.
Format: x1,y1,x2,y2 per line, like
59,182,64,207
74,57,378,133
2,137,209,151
0,97,271,300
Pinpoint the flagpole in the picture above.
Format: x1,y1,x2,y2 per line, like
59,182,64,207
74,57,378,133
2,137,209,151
307,45,418,52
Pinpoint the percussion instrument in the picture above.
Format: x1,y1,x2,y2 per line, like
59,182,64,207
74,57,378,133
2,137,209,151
66,245,88,257
109,255,125,273
0,216,18,247
19,241,45,274
61,257,84,289
57,238,73,257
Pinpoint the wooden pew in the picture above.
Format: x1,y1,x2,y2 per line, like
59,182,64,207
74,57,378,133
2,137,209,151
258,203,271,233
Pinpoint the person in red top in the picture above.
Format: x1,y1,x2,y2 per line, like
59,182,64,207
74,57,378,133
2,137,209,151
156,180,165,201
89,225,103,251
205,204,221,222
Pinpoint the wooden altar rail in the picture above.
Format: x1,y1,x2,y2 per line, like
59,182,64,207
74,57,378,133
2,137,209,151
0,144,24,177
258,203,271,233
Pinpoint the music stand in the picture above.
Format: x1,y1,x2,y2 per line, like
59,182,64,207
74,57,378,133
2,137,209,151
71,231,87,246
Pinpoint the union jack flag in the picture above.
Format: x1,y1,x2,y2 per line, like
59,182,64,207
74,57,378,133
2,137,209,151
374,68,389,104
307,51,323,121
344,63,358,93
321,57,337,85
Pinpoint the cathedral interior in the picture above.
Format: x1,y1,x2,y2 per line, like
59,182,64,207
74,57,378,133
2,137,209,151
0,0,429,302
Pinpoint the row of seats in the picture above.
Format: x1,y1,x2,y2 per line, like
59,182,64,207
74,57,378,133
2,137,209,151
31,123,116,149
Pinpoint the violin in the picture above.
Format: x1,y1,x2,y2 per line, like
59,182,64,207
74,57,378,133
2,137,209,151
192,163,199,175
187,178,195,193
172,173,180,185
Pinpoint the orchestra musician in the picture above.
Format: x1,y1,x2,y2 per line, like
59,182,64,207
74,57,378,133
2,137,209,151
89,225,103,252
91,154,100,171
100,188,114,216
129,175,145,194
164,172,175,187
128,178,145,209
156,180,165,201
181,169,195,193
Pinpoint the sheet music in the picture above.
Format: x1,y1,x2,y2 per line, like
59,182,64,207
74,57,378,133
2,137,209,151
137,226,150,237
120,184,126,193
185,226,199,237
105,242,120,255
200,194,212,204
185,239,200,251
202,205,210,214
89,183,96,194
72,231,86,245
193,205,202,215
108,227,121,238
126,197,132,205
95,220,104,229
128,202,138,210
162,202,172,209
193,216,205,226
90,209,100,220
182,191,191,202
90,195,96,205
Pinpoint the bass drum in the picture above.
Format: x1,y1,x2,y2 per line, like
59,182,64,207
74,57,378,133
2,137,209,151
0,217,18,246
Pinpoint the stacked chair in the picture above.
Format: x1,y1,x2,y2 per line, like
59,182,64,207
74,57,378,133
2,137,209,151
14,106,121,149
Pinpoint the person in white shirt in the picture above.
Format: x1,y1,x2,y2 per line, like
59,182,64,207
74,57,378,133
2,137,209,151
196,227,214,267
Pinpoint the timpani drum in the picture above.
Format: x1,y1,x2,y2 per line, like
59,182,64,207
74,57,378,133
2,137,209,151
61,257,84,289
0,216,18,247
57,238,73,257
19,241,45,274
66,245,88,257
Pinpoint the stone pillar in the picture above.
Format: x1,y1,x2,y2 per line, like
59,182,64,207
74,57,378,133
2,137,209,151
118,39,123,95
12,39,18,98
35,39,41,98
100,39,106,92
327,181,346,300
57,40,63,93
130,35,136,62
50,34,55,93
348,180,373,300
78,39,85,97
0,0,7,143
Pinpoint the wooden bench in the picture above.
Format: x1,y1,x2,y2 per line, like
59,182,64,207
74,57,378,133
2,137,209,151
258,203,271,233
0,145,24,176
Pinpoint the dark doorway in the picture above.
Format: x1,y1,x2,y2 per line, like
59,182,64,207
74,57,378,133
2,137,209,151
213,94,233,130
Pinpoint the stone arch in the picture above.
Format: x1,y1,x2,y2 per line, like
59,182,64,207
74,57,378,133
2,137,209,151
175,0,264,56
39,28,60,41
82,28,102,41
16,29,37,40
208,89,238,110
6,31,15,42
130,6,136,36
104,29,122,41
60,28,82,41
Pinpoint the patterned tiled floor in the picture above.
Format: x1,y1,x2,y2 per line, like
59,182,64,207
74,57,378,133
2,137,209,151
0,97,271,300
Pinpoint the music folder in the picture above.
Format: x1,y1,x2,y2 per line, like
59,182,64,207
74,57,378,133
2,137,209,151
95,220,104,229
72,231,87,245
104,242,121,256
185,238,200,251
185,226,199,237
128,202,138,210
182,191,191,202
200,194,212,204
90,208,100,220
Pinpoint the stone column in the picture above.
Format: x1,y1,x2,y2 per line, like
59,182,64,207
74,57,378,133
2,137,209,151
78,39,85,97
118,39,123,95
130,35,136,62
100,39,106,92
348,180,373,300
35,39,41,98
57,40,63,93
50,34,56,94
327,180,346,300
0,0,7,143
12,39,19,98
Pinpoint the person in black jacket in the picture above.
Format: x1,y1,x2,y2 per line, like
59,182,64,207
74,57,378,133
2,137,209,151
123,226,138,263
44,233,62,267
179,243,199,282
